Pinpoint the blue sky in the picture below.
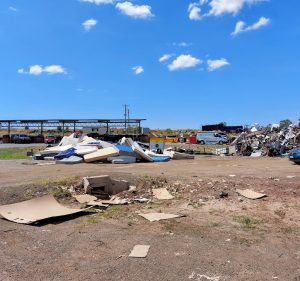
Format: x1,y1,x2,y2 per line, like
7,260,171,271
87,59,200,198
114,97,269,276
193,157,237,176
0,0,299,128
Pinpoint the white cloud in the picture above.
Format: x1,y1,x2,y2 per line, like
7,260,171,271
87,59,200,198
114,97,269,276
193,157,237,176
231,16,270,36
248,16,270,30
207,58,229,71
80,0,113,4
159,54,173,63
9,6,17,12
29,65,43,75
44,65,66,74
116,2,154,19
207,0,267,16
188,3,202,21
82,19,97,31
132,66,144,75
168,54,202,71
231,20,246,35
18,65,67,75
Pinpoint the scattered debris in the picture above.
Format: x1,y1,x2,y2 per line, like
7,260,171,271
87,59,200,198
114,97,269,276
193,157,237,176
99,197,129,205
188,272,221,281
139,213,184,222
134,198,150,203
152,188,174,200
0,195,89,224
86,201,109,208
129,245,150,258
236,189,267,200
219,191,228,198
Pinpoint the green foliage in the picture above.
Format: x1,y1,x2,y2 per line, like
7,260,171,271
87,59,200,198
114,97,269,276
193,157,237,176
279,119,292,129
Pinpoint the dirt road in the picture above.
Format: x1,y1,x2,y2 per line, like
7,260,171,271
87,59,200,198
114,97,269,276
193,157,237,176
0,156,299,281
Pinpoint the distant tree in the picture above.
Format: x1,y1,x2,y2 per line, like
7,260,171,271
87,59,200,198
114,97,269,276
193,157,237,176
25,126,29,130
220,122,227,126
57,126,62,132
165,128,173,134
279,119,292,129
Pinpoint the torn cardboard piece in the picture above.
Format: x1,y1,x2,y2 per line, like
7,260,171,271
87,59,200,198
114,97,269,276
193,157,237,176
100,197,129,205
152,188,174,200
139,213,184,222
129,245,150,258
236,189,267,200
74,194,97,204
0,195,88,224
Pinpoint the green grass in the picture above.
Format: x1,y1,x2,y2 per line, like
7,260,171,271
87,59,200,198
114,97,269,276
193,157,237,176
234,215,259,229
0,147,44,159
99,206,124,219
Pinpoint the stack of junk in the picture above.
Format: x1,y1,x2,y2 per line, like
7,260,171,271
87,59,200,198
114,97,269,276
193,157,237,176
230,122,300,158
33,134,195,164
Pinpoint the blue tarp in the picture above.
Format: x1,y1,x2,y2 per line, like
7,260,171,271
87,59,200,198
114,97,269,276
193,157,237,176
151,155,171,162
54,147,77,160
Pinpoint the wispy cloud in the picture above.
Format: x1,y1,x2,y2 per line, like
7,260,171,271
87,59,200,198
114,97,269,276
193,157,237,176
18,65,67,75
159,54,174,63
116,2,154,19
132,66,144,75
231,17,270,36
9,6,17,12
173,42,192,47
168,54,202,71
207,58,229,71
82,19,97,31
80,0,114,5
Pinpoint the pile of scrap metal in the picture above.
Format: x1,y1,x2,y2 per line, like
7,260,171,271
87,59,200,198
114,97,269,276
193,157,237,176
32,134,194,164
232,123,300,157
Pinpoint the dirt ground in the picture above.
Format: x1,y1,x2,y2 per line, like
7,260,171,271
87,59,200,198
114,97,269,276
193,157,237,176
0,156,299,281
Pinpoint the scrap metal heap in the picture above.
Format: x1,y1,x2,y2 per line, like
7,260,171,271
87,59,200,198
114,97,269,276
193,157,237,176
232,123,300,157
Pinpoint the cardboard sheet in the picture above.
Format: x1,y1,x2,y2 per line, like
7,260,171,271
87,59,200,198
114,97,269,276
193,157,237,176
139,213,184,222
0,195,88,224
74,194,97,204
152,188,174,200
236,189,266,200
129,245,150,258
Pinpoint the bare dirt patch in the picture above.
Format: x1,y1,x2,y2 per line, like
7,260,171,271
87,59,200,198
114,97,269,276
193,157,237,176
0,156,299,281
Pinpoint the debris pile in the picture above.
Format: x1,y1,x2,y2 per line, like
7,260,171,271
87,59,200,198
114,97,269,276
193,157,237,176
232,123,300,157
32,134,194,164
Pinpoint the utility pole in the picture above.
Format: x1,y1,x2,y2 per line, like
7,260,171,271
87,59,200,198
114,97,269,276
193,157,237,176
123,104,129,134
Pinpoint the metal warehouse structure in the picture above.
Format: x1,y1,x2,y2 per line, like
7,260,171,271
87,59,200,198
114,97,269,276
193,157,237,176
0,119,146,136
